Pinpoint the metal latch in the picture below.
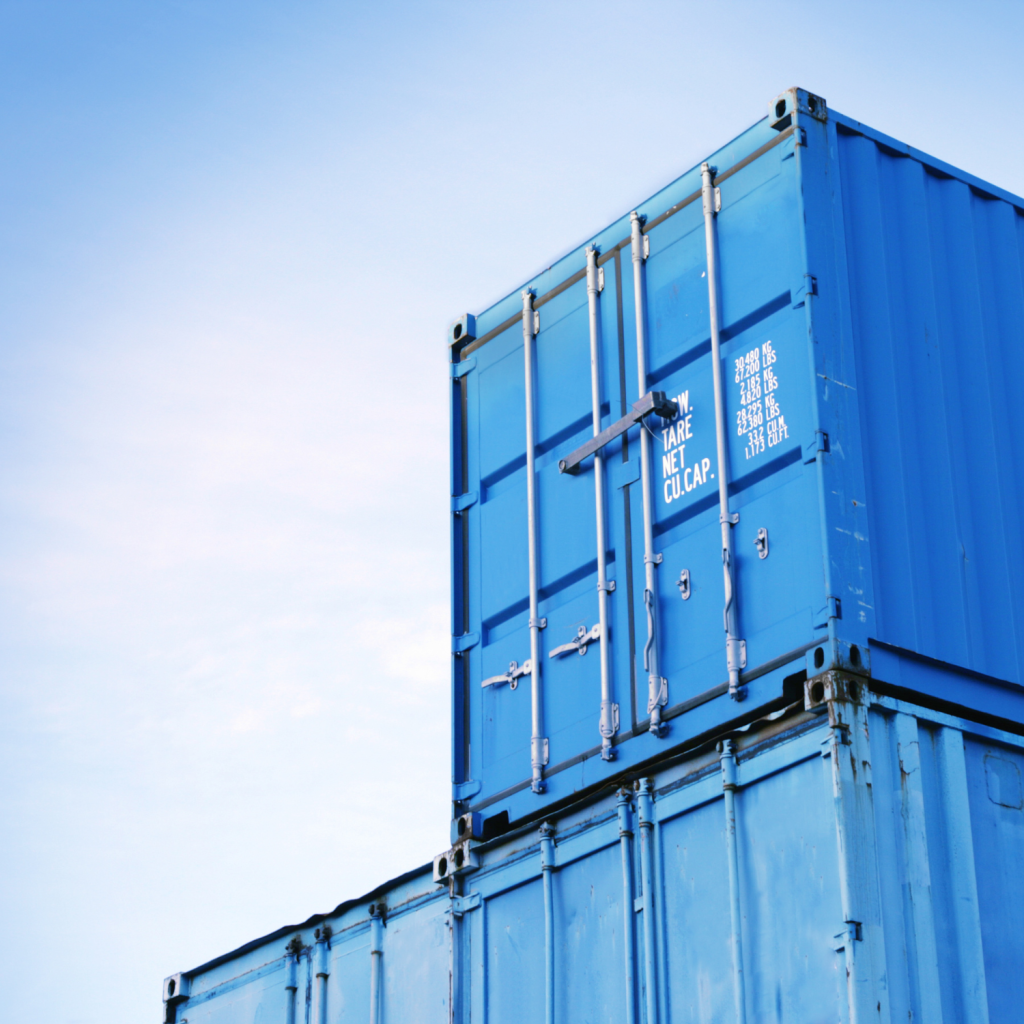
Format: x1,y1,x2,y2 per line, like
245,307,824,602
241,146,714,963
677,569,690,600
597,266,605,292
533,310,540,335
642,234,650,260
549,624,601,658
755,528,768,559
559,391,678,475
482,659,532,689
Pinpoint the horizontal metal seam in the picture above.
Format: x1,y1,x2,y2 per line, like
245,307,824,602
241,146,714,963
469,642,816,811
458,126,796,359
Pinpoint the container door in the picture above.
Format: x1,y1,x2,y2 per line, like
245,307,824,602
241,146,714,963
465,265,633,798
626,135,824,727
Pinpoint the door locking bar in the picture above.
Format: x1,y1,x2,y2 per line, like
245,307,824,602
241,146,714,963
549,624,602,659
482,659,532,690
558,390,678,475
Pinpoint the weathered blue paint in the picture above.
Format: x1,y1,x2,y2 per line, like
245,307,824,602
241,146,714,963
164,690,1024,1024
448,88,1024,828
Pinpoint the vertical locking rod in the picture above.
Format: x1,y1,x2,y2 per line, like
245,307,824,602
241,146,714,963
315,931,330,1024
637,778,659,1024
720,740,747,1024
700,165,745,701
523,290,547,792
540,822,556,1024
284,954,298,1024
587,247,616,760
630,214,668,734
617,789,637,1024
369,908,383,1024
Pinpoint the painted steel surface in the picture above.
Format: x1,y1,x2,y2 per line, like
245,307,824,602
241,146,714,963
448,88,1024,826
164,690,1024,1024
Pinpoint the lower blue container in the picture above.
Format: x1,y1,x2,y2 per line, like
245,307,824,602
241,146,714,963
163,682,1024,1023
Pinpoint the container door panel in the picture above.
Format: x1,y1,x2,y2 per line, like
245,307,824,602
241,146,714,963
554,841,629,1023
738,752,842,1020
632,137,820,715
485,881,545,1024
381,905,450,1023
659,799,735,1021
182,970,289,1024
330,939,371,1021
468,264,632,790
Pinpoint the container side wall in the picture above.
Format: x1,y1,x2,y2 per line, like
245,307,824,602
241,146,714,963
836,127,1024,685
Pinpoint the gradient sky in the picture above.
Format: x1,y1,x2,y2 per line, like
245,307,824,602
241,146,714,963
2,2,1022,1021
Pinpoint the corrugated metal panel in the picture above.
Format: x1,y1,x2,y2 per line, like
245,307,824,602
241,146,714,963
836,124,1024,682
164,691,1024,1024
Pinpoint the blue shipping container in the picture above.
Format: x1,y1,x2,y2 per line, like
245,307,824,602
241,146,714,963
448,87,1024,828
163,687,1024,1024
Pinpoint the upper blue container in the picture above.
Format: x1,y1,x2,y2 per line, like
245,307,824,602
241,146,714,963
448,87,1024,830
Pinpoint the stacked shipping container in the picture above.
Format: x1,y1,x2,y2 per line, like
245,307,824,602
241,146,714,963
164,88,1024,1024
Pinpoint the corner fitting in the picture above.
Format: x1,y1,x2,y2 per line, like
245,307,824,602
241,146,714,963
768,87,827,132
433,835,479,884
163,973,190,1005
448,313,477,352
804,670,867,718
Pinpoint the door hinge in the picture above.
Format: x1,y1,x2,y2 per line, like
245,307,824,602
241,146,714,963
453,779,481,800
451,491,478,513
833,921,862,950
451,892,481,917
452,632,479,654
451,357,476,379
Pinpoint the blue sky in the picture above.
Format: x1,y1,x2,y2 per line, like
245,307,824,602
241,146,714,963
2,2,1022,1021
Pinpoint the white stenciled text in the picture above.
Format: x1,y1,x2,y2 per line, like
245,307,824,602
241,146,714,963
735,339,788,459
659,390,714,504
